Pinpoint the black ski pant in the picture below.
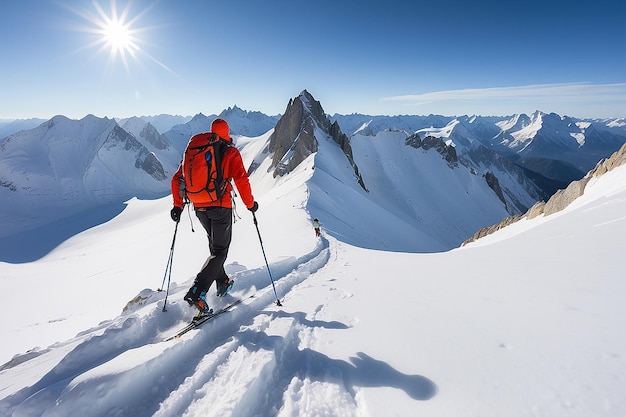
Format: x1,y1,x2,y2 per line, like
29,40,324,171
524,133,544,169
193,206,231,294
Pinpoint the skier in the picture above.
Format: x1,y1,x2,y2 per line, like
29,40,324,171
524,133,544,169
170,118,258,317
313,218,321,237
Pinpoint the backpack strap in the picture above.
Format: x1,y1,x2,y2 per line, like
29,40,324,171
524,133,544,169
203,134,232,202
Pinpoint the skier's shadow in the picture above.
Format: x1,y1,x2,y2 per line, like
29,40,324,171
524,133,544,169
269,309,351,330
301,349,437,400
238,310,437,402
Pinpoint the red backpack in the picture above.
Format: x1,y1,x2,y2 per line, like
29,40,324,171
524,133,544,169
182,132,231,204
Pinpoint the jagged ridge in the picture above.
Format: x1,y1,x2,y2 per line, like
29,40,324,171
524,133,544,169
464,142,626,245
268,90,366,190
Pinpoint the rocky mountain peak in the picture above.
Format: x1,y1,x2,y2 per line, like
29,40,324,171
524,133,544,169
268,90,366,190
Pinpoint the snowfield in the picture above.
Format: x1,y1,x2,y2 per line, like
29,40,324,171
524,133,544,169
1,132,626,416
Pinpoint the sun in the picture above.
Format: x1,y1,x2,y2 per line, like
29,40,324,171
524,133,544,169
92,1,141,66
101,17,137,57
71,0,146,72
69,0,176,77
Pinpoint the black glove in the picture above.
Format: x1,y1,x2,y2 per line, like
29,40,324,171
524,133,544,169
170,206,182,222
248,201,259,213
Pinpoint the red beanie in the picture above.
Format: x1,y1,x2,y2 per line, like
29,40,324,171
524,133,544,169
211,118,231,141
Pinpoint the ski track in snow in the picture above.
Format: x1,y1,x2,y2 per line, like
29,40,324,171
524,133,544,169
0,237,389,417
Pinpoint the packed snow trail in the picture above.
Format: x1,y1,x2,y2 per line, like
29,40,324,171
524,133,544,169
1,238,331,417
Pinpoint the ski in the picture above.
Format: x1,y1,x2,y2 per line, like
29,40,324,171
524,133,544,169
165,297,244,341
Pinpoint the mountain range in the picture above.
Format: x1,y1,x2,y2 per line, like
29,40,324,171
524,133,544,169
2,94,626,416
1,90,625,261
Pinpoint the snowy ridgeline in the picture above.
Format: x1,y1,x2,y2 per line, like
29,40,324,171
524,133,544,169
2,103,626,251
1,117,523,262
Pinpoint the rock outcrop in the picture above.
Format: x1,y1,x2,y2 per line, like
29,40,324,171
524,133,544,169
405,133,458,166
269,90,366,190
463,142,626,245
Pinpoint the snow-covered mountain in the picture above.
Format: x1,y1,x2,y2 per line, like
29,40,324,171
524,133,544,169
492,111,626,187
1,113,625,416
0,105,274,263
0,115,176,241
331,112,626,196
0,118,47,140
132,114,192,135
465,141,626,244
267,90,364,189
162,107,280,154
258,90,513,251
2,92,625,260
218,105,281,138
121,117,185,170
365,117,545,214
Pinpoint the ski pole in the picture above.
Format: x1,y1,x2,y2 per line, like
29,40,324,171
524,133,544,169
252,212,282,306
183,196,195,232
159,218,180,312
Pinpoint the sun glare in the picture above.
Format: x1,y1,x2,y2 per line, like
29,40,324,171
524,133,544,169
69,0,175,77
71,0,147,72
92,1,141,68
102,18,136,55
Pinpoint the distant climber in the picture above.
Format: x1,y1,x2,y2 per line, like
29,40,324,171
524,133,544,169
313,218,321,237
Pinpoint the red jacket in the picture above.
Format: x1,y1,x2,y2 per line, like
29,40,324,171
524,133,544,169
171,145,255,209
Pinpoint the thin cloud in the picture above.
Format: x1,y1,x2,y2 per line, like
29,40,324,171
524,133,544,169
383,83,626,104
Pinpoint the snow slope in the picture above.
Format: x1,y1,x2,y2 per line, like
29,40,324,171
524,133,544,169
1,132,625,416
0,115,172,242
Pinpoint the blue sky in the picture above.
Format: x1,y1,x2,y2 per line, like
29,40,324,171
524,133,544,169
1,0,625,120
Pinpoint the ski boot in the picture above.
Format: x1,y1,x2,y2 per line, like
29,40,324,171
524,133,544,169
216,278,234,297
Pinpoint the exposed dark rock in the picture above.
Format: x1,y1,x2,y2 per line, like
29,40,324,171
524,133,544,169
140,123,168,150
136,151,167,181
269,90,366,190
405,133,458,166
108,125,167,181
484,171,507,209
463,142,626,245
